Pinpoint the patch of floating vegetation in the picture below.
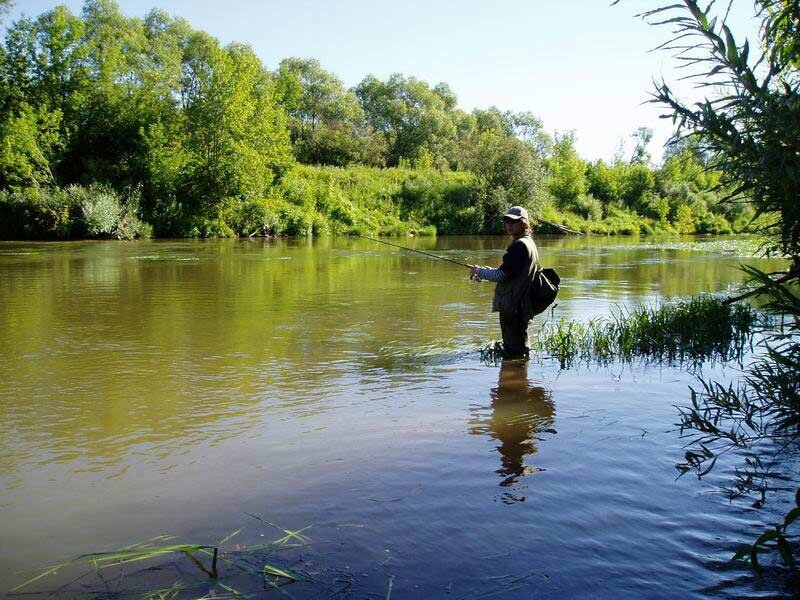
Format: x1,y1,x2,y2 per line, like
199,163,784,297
605,238,775,258
377,339,477,369
129,255,203,261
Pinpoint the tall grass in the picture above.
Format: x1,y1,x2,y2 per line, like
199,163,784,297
530,296,760,368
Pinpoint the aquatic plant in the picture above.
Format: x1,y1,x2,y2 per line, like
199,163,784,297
530,295,760,368
9,520,307,598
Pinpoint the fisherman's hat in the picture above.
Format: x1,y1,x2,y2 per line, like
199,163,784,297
503,206,529,222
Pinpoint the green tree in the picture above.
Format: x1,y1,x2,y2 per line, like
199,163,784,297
1,6,88,184
0,0,12,21
620,163,655,212
547,131,588,206
275,57,367,166
646,0,800,260
587,160,623,204
0,102,62,188
70,0,149,184
354,73,457,166
629,126,653,165
178,34,293,205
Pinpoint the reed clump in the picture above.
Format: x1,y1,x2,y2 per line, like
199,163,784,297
532,296,760,368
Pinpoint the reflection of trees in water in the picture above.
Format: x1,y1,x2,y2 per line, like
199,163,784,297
468,360,555,504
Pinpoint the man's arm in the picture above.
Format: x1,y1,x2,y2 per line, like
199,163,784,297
472,241,528,282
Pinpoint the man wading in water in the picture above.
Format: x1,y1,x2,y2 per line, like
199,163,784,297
469,206,539,360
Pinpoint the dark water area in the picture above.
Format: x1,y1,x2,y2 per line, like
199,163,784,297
0,235,794,598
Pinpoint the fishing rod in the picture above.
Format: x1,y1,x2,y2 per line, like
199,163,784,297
356,234,470,267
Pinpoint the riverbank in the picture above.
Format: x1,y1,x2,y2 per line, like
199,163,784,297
0,165,751,241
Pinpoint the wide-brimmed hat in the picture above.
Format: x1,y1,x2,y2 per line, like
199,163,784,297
502,206,529,222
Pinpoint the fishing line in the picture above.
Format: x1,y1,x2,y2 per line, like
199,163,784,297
355,234,470,268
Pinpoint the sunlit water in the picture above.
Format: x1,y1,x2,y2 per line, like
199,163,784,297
0,235,794,598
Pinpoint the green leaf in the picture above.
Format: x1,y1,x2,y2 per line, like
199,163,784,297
722,25,738,66
754,529,779,546
732,545,753,560
263,563,298,580
777,536,795,566
784,507,800,529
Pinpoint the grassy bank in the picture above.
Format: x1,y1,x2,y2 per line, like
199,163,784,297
194,164,481,238
0,164,747,240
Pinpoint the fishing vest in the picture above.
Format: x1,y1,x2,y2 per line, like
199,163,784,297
492,235,539,314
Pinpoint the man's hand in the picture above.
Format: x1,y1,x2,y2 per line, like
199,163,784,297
468,264,481,281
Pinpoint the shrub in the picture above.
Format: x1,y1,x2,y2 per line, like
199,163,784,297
674,204,697,234
571,193,604,221
70,185,122,237
0,185,151,240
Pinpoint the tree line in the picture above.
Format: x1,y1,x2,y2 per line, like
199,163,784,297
0,0,753,239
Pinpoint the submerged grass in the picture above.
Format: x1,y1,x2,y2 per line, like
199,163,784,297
9,520,310,599
482,296,762,368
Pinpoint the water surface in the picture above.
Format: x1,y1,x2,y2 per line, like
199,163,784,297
0,235,792,598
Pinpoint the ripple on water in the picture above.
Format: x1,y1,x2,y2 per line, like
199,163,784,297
0,237,795,598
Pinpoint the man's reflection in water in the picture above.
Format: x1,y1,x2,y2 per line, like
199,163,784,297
469,360,555,503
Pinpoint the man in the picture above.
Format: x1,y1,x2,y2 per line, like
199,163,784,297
469,206,539,359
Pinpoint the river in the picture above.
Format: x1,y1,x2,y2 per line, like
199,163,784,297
0,235,792,598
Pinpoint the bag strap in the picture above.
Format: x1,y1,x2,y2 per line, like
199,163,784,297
517,236,537,278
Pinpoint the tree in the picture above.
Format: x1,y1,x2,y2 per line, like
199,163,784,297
586,160,623,204
547,131,588,206
178,34,293,205
643,0,800,261
0,0,12,20
1,6,88,184
629,126,652,165
354,73,457,166
275,58,367,166
0,102,61,188
620,163,655,212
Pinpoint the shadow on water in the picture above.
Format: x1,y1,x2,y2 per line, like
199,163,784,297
469,359,556,504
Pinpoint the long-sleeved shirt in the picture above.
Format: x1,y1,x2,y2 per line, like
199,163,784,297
476,238,530,282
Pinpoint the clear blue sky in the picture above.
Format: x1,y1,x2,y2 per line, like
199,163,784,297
3,0,761,163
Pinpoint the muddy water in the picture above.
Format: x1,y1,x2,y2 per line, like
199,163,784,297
0,235,792,598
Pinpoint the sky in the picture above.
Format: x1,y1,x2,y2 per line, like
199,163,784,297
3,0,762,163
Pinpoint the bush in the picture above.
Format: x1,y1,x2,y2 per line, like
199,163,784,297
70,185,122,237
571,193,603,221
674,204,696,234
0,185,151,240
2,187,79,238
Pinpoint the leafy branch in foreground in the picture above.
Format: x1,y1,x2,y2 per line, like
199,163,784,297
675,269,800,571
635,0,800,264
622,0,800,576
